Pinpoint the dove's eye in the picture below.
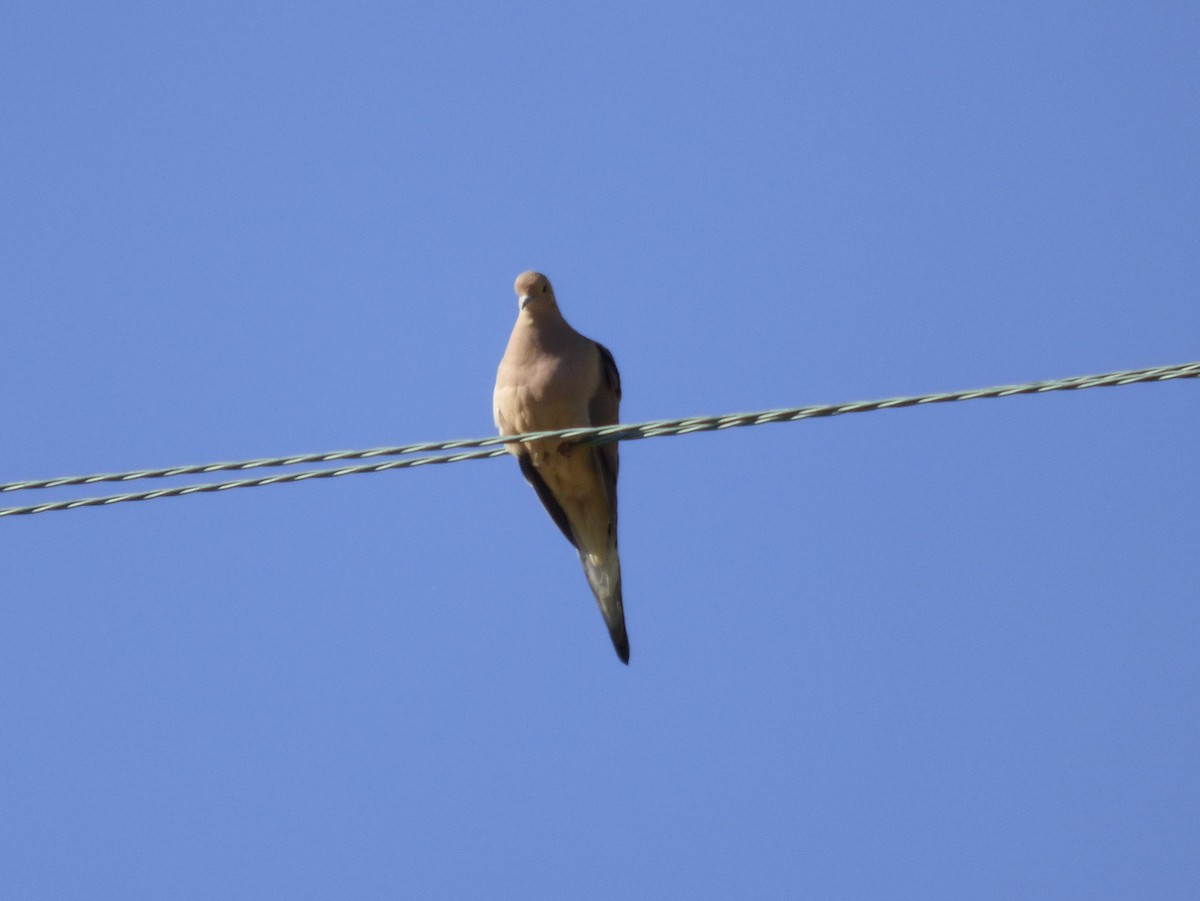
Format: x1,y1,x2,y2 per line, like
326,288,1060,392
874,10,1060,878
542,285,549,294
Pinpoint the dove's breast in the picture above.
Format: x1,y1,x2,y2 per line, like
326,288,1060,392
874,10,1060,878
495,344,599,436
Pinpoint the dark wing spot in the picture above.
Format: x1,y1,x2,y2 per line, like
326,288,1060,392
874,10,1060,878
589,341,622,490
596,342,621,400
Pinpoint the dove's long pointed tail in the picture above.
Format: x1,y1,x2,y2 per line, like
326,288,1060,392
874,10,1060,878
580,545,629,664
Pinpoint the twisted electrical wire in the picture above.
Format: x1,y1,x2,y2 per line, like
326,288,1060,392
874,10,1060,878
2,361,1196,517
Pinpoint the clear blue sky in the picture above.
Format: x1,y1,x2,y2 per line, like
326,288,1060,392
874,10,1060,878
3,3,1198,898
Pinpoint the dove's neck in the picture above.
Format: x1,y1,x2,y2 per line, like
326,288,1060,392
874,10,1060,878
520,306,572,337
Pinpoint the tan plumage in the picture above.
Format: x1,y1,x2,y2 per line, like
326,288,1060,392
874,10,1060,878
493,271,628,663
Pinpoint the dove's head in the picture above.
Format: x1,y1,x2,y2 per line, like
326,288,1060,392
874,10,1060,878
514,270,556,311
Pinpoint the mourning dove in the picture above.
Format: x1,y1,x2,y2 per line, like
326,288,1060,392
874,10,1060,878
493,271,629,663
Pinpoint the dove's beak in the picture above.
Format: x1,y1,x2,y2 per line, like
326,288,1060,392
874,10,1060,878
518,295,533,309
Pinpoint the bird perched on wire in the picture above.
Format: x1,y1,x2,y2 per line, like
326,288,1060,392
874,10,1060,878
493,271,629,663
